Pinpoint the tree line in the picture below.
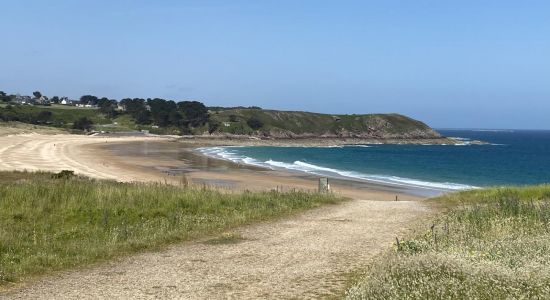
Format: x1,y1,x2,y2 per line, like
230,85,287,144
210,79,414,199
1,90,211,132
2,89,266,133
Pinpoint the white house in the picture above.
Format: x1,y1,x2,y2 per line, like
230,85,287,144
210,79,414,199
60,97,71,105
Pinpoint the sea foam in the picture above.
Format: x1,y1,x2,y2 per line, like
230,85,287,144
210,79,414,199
196,146,476,191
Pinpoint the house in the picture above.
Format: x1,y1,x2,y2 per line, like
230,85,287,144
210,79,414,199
35,96,50,105
13,94,33,105
60,97,73,105
223,122,231,127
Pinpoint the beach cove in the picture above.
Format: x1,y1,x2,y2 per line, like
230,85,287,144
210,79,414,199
0,133,429,298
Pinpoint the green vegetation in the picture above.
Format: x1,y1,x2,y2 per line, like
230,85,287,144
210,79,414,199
0,104,109,128
209,108,439,138
347,186,550,299
1,89,440,138
0,171,340,285
0,91,12,103
72,117,94,131
0,122,67,136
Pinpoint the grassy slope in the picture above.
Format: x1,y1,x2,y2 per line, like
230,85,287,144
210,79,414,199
1,104,440,138
346,186,550,299
0,105,110,127
210,108,439,137
0,171,340,285
0,122,68,136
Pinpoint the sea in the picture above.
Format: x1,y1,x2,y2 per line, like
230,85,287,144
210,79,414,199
197,130,550,193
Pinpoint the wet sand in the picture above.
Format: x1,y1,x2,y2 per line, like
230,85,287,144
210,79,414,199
97,139,431,200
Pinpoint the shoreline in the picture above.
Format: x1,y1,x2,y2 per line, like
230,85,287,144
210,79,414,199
97,138,439,199
173,135,486,146
0,132,452,200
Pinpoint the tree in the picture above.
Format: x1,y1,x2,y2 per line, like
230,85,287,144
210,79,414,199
36,111,53,123
72,117,93,131
147,98,178,127
177,101,209,127
33,91,42,99
80,95,98,105
208,119,221,134
247,116,264,130
120,98,151,124
0,91,11,102
50,96,60,104
97,97,118,118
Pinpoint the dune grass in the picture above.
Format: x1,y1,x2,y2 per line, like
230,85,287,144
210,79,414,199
346,185,550,299
0,122,68,136
0,171,340,285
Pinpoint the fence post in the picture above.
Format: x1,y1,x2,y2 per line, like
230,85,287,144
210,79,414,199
318,177,330,193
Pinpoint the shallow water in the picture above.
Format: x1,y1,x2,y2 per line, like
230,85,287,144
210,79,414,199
198,130,550,192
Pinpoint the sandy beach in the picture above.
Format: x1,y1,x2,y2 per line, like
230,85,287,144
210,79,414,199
0,133,427,200
0,133,430,298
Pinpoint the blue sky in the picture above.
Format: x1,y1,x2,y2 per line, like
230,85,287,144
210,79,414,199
1,1,549,129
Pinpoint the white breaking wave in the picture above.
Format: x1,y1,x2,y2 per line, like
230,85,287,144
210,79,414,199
344,144,372,148
196,147,477,191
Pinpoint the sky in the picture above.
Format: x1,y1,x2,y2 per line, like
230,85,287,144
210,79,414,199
1,1,549,129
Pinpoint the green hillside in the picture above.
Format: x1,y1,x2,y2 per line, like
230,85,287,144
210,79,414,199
209,108,441,139
0,102,441,139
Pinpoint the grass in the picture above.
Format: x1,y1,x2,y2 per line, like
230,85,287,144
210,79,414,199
0,122,68,136
0,104,111,127
0,171,341,285
210,108,438,137
346,185,550,299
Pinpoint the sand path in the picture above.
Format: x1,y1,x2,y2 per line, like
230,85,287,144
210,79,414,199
0,134,430,299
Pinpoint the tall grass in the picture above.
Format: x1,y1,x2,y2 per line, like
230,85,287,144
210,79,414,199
346,186,550,299
0,171,340,284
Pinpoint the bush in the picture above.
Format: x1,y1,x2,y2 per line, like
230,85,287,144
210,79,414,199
247,116,264,130
52,170,76,179
72,117,93,131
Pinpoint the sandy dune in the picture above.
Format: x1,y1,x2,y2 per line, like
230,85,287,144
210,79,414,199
0,134,430,299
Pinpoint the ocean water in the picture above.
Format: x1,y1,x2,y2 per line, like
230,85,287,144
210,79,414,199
197,130,550,192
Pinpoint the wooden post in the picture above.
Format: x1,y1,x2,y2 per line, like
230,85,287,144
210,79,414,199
318,177,330,193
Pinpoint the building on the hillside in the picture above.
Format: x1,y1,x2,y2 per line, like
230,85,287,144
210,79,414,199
60,97,73,105
35,96,50,105
13,94,33,105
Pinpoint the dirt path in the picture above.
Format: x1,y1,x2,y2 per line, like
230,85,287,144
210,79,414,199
4,199,428,299
0,134,430,299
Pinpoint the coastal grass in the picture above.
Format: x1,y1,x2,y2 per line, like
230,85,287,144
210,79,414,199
0,104,111,127
0,122,68,136
346,185,550,299
0,171,341,285
210,108,435,137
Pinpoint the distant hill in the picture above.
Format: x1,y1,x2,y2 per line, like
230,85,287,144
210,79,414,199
1,102,443,140
208,108,441,139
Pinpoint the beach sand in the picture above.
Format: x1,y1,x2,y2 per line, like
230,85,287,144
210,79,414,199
0,133,431,299
0,133,427,200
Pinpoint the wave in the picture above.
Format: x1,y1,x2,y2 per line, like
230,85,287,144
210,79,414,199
196,147,476,191
344,144,372,148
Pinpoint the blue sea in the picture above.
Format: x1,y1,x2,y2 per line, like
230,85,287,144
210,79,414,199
198,130,550,193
